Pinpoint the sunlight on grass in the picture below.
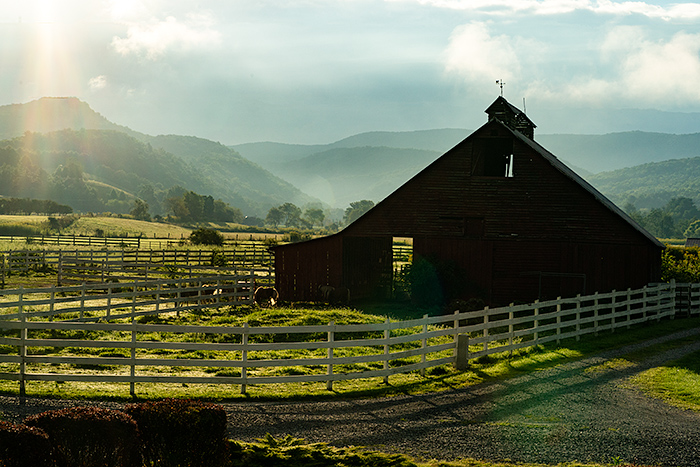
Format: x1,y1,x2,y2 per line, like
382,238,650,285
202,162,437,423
632,349,700,412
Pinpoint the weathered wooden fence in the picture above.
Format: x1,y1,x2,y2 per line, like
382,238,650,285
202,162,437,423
0,246,274,287
0,281,693,397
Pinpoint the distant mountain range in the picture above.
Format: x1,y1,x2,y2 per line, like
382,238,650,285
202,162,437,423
0,98,314,216
1,97,699,216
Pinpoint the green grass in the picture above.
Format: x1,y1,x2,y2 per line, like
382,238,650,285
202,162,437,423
230,434,614,467
632,348,700,412
1,296,698,403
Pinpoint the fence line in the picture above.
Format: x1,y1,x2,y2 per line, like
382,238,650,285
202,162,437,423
0,246,274,280
0,280,695,397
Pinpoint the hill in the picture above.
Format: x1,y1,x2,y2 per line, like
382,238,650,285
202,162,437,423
0,98,315,216
585,157,700,209
276,146,441,207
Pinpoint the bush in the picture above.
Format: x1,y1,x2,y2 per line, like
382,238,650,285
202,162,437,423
189,228,224,246
0,421,55,467
662,246,700,283
124,399,229,467
24,406,142,467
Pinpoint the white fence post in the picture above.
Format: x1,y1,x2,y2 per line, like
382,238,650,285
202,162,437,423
533,300,540,345
383,318,390,385
19,287,26,398
508,303,514,356
421,314,428,377
130,319,136,397
241,323,248,394
593,292,600,336
556,297,562,344
575,294,581,341
327,321,334,391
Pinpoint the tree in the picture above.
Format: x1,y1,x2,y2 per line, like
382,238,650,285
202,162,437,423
266,207,284,227
344,200,374,225
189,228,224,246
130,199,151,221
304,208,325,227
278,202,302,227
165,196,189,219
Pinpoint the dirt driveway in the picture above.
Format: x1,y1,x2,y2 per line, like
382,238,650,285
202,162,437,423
224,327,700,466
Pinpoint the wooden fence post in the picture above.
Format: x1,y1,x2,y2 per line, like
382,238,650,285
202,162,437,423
483,307,489,354
508,303,514,356
626,288,632,329
455,334,469,371
556,297,562,344
611,290,617,333
383,318,390,385
670,279,677,319
421,314,428,377
19,287,26,398
327,321,334,391
57,251,62,287
130,318,136,398
575,294,581,341
533,300,539,345
241,323,248,394
593,292,600,336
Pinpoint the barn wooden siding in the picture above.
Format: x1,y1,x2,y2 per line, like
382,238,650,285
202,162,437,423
274,235,392,302
274,101,662,306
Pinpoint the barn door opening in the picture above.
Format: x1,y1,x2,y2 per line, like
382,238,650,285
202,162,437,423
393,237,413,300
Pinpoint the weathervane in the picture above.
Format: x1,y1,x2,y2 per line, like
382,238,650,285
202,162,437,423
496,79,505,97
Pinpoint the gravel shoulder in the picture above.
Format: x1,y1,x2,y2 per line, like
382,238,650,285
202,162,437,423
2,327,700,466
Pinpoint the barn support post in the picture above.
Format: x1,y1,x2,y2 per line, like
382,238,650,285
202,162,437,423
455,334,469,371
327,321,334,391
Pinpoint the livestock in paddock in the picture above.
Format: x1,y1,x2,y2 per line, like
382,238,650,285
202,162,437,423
318,285,350,305
254,286,279,307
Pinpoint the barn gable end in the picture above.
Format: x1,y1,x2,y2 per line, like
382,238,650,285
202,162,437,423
273,98,663,306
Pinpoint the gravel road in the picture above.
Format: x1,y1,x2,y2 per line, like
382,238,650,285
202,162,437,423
2,327,700,466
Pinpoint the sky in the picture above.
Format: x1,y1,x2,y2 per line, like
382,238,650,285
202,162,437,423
2,0,700,144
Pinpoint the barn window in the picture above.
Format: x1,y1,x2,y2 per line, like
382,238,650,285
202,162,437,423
472,137,514,177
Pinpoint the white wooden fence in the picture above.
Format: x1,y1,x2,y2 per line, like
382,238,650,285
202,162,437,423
0,281,695,397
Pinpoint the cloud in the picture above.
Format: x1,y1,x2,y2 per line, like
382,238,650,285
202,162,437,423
111,14,222,60
604,27,700,104
388,0,700,19
526,26,700,107
88,75,108,90
444,22,522,83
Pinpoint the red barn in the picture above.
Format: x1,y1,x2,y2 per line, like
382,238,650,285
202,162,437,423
273,97,664,306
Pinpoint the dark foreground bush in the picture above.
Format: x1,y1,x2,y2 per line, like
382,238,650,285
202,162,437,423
125,398,229,467
0,421,55,467
24,406,142,467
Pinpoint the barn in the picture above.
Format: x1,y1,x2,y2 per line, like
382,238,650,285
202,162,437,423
272,97,664,306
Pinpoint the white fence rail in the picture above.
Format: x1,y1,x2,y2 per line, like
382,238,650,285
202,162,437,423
0,281,695,397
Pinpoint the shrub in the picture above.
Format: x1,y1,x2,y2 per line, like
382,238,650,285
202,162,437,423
124,399,229,467
189,228,224,246
0,421,55,467
24,406,142,467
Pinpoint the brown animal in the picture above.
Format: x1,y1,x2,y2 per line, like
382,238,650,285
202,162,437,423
318,285,350,305
254,286,279,307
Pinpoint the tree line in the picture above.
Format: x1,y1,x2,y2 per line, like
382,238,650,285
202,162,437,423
625,196,700,239
264,200,375,230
